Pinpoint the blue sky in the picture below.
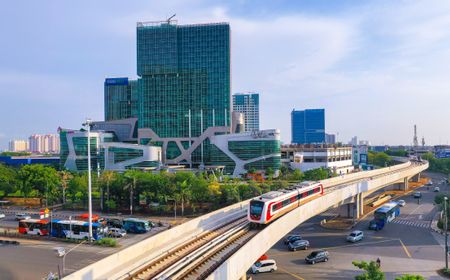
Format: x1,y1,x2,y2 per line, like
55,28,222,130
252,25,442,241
1,0,450,149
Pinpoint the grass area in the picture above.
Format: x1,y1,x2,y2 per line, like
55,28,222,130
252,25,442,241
94,237,117,247
438,268,450,278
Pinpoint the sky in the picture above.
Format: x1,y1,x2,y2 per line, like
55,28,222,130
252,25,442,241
1,0,450,149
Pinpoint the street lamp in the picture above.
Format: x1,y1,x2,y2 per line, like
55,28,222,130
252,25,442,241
445,196,449,269
57,239,88,277
83,118,93,242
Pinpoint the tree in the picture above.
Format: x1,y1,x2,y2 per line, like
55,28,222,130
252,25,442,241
99,171,116,212
17,165,61,205
368,152,392,167
124,170,142,215
67,173,88,204
304,168,329,181
289,169,304,181
265,167,274,180
0,164,17,197
352,260,385,280
395,275,424,280
59,171,73,204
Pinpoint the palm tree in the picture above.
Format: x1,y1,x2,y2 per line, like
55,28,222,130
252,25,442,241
59,171,73,205
99,171,115,212
124,170,141,215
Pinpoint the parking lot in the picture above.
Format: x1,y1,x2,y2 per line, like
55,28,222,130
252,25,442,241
0,209,174,279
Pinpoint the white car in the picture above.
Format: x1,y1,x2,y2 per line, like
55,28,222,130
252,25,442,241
15,213,31,221
346,230,364,243
251,259,277,274
397,200,406,207
0,213,5,219
434,187,440,192
108,228,127,238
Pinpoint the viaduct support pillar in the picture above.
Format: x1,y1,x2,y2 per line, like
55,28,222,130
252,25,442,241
411,173,421,183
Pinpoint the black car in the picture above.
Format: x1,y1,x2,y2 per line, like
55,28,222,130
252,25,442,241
288,240,310,251
106,218,123,229
305,250,329,264
284,235,302,245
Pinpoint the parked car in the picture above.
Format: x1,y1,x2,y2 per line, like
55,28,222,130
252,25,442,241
346,230,364,243
106,218,123,229
305,250,329,264
0,213,5,219
288,240,310,251
434,187,440,192
108,228,127,238
284,234,302,244
15,213,31,221
413,192,422,199
251,259,277,274
397,200,406,207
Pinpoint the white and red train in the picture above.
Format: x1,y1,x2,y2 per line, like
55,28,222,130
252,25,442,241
248,181,324,224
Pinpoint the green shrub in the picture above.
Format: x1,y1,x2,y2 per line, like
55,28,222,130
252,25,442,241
95,237,117,247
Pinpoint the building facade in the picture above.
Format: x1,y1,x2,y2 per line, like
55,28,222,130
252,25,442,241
59,129,161,172
291,109,325,144
325,133,336,144
8,140,29,152
232,93,260,132
282,144,354,174
104,78,138,121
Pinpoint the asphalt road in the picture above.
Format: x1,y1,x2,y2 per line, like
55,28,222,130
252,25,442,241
252,172,449,280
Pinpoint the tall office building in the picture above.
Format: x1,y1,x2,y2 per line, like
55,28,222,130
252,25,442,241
291,109,325,144
232,93,260,132
8,140,29,152
90,19,281,176
104,78,138,121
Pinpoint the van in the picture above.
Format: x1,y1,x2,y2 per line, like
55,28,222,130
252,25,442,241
251,259,277,274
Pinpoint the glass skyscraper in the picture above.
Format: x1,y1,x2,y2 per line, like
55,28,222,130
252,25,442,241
232,93,260,132
291,109,325,144
104,78,138,121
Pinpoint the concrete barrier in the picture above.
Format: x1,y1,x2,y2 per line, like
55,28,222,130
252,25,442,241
63,199,250,280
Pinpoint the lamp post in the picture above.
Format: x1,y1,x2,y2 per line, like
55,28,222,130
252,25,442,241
83,119,93,242
445,196,448,269
60,239,87,276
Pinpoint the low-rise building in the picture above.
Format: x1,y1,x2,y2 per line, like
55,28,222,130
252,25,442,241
282,144,354,174
435,145,450,159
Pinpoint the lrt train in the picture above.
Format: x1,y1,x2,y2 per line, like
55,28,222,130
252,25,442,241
248,181,324,224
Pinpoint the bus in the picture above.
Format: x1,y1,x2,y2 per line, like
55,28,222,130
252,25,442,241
51,220,108,240
18,219,50,236
369,202,400,230
123,218,151,233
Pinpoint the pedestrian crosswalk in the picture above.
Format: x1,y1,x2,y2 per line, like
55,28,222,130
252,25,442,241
358,219,431,229
390,219,430,228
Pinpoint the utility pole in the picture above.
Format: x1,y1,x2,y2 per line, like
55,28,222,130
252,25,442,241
84,119,93,242
445,196,448,269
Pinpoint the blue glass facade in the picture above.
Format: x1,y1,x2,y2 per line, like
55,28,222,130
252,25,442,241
291,109,325,144
232,93,260,131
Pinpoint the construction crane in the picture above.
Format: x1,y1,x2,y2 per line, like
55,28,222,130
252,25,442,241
167,14,176,24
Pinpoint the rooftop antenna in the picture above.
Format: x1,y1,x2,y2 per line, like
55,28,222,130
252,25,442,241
167,14,176,24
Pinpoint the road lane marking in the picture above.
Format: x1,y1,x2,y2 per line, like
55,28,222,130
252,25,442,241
406,204,424,219
398,239,412,258
278,266,305,280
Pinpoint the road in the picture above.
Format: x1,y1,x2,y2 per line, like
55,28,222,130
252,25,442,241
253,172,449,280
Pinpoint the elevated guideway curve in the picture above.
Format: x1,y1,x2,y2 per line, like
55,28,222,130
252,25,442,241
63,160,427,280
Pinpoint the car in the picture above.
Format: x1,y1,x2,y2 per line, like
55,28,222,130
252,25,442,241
251,259,277,274
347,230,364,243
15,213,31,221
0,213,5,219
288,239,310,251
434,187,440,192
413,192,422,199
106,218,123,229
284,234,302,244
397,200,406,207
427,181,433,186
305,250,329,264
108,228,127,238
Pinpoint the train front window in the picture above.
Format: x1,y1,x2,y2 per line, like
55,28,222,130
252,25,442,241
250,201,264,216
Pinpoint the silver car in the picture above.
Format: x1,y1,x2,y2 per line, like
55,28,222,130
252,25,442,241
347,230,364,242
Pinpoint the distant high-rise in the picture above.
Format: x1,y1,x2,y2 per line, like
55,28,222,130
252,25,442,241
291,109,325,144
232,93,260,132
29,134,59,153
325,133,336,144
8,140,29,152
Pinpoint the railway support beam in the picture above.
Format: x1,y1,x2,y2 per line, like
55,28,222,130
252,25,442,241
411,173,421,183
